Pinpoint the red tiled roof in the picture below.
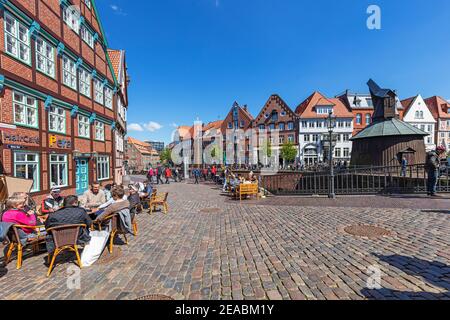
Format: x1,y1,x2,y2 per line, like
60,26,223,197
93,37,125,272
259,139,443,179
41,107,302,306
296,91,354,118
203,120,223,132
401,96,418,115
424,96,450,120
127,137,158,155
107,49,121,79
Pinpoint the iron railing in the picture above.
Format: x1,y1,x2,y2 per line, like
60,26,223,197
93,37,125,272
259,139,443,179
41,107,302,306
260,164,450,195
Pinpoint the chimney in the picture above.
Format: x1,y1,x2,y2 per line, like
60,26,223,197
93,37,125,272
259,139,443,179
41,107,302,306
243,105,248,111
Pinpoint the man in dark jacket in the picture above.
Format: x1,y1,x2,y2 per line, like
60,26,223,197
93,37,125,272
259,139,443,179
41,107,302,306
156,164,164,185
425,146,446,197
45,195,93,253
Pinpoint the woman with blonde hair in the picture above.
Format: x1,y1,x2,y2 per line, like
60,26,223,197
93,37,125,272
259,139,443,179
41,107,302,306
1,197,37,234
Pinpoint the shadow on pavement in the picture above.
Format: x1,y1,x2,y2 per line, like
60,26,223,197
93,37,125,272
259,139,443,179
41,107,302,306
361,254,450,300
421,210,450,215
0,266,7,278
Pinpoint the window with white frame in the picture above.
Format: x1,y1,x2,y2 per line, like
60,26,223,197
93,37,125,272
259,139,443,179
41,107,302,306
105,86,113,109
316,106,333,114
79,68,91,97
343,148,350,158
49,106,66,134
288,134,294,143
50,154,68,188
14,152,39,192
4,12,30,64
63,6,80,34
94,79,104,104
83,0,92,9
13,91,38,128
63,55,77,89
288,122,294,130
78,114,90,138
81,25,94,48
95,121,105,141
304,134,310,142
35,37,55,77
97,156,110,180
335,148,341,158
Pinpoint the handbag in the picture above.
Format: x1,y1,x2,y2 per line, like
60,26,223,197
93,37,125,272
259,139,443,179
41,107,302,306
80,230,110,267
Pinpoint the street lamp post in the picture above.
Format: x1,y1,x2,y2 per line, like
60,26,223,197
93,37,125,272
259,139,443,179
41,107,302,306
326,112,337,199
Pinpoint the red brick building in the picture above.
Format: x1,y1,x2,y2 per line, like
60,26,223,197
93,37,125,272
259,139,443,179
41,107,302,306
221,102,254,166
253,94,298,165
0,0,123,201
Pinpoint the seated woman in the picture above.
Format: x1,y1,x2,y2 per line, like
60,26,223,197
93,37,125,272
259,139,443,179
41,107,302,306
1,197,39,235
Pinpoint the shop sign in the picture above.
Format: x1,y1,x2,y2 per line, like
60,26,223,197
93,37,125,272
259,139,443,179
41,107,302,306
49,135,72,149
3,132,40,145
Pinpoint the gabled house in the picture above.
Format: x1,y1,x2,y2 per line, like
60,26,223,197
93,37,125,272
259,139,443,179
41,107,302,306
220,102,254,166
253,94,298,166
424,96,450,150
296,92,354,165
401,95,436,151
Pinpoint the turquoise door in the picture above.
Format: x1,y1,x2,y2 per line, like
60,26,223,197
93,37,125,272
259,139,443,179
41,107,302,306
76,159,89,195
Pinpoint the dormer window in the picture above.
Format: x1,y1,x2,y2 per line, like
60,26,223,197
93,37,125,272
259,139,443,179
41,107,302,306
316,106,333,115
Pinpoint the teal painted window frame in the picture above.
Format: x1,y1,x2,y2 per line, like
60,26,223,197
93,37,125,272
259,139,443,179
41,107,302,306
62,55,77,90
49,154,69,188
94,120,105,141
78,114,90,138
96,156,110,181
48,105,66,134
35,36,56,78
94,78,104,104
81,24,94,48
13,152,40,193
12,90,39,128
78,67,91,98
104,86,113,109
3,12,31,66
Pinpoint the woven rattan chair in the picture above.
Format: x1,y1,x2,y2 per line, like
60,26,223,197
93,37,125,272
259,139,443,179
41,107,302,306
149,192,169,214
46,224,86,277
4,225,46,270
130,205,139,236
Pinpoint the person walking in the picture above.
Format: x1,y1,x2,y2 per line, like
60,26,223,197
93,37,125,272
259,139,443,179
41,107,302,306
425,146,446,197
193,167,201,184
147,167,154,184
156,164,164,185
165,167,172,184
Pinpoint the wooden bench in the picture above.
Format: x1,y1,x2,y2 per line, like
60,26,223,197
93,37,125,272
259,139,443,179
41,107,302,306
236,183,259,201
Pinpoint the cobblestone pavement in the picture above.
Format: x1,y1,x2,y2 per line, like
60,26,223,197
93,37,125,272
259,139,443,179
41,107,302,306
0,181,449,300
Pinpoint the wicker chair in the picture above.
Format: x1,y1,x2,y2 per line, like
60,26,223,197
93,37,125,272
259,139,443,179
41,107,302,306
4,225,46,270
149,192,169,214
141,191,157,212
93,213,129,254
46,224,86,277
130,205,139,236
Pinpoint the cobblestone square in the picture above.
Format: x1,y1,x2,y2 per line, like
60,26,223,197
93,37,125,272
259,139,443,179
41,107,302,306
1,182,449,300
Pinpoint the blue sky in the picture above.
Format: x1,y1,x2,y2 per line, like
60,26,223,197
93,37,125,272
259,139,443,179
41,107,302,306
96,0,450,144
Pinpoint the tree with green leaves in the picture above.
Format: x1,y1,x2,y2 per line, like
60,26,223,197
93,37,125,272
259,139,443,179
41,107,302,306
281,142,297,165
160,147,172,163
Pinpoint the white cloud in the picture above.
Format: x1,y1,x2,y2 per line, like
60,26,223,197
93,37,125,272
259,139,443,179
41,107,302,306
143,121,163,132
110,4,127,16
170,123,178,128
128,123,144,132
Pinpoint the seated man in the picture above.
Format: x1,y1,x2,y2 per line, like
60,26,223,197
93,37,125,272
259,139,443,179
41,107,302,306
44,195,93,254
95,188,130,222
41,188,64,215
128,185,142,212
81,182,106,210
